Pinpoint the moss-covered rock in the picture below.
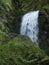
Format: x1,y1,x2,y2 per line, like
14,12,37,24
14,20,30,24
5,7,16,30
0,35,49,65
39,42,49,56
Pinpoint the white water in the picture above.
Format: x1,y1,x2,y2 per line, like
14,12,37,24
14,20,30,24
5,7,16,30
20,11,39,44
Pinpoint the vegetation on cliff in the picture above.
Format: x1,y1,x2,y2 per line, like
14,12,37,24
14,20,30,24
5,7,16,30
0,32,49,65
0,0,49,65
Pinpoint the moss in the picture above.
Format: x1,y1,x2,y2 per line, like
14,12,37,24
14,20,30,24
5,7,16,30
0,35,49,65
39,42,49,56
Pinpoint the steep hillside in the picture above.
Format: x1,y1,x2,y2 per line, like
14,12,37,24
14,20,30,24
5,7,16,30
0,0,49,65
0,33,49,65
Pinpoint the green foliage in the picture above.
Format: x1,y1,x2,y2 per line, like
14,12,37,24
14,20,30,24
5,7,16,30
0,0,49,33
0,0,49,65
0,22,5,31
0,35,49,65
39,42,49,56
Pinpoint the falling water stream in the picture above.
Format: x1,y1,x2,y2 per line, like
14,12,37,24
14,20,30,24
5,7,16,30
20,11,39,44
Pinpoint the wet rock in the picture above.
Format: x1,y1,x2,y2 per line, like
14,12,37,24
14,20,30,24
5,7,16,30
38,11,49,44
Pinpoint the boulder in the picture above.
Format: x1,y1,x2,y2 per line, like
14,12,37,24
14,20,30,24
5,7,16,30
0,35,49,65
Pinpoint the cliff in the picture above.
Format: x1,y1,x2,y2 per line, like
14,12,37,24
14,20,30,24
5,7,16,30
0,0,49,65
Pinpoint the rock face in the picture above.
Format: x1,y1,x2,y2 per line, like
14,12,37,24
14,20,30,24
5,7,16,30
38,11,49,55
38,11,49,44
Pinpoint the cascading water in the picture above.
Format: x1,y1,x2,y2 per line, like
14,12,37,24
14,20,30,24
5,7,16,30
20,11,39,44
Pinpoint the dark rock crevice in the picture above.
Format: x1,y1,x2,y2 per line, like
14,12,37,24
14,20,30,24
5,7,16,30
38,11,49,44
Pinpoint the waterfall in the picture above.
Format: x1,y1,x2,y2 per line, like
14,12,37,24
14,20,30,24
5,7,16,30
20,11,39,44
